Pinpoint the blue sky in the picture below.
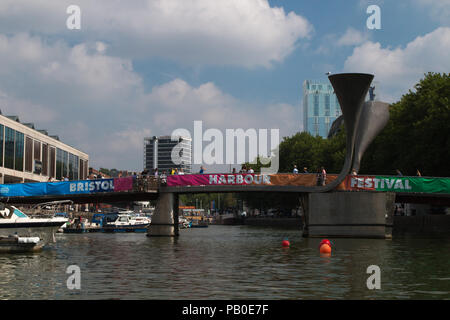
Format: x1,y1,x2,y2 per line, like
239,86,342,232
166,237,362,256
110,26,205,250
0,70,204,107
0,0,448,171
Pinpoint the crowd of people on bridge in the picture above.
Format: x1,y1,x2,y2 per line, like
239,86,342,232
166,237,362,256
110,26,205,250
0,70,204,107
292,165,327,186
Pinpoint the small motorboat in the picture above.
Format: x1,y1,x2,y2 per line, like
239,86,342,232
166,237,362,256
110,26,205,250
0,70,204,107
0,203,68,252
179,216,191,229
0,235,42,253
63,216,101,233
101,213,151,233
189,219,209,228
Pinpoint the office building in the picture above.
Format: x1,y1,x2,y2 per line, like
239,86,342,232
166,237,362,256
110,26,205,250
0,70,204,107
302,80,342,138
0,112,89,184
144,136,192,173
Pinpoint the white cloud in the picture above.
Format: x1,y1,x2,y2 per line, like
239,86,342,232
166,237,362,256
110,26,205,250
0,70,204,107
343,27,450,101
0,33,298,171
413,0,450,23
0,90,58,125
337,28,369,46
0,0,313,68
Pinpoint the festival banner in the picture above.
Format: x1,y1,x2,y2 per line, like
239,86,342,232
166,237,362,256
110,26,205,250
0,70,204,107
167,173,341,187
0,177,134,198
343,176,450,194
113,176,134,192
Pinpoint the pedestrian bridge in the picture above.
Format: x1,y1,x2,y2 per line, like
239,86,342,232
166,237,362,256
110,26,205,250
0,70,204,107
1,173,449,239
0,173,449,205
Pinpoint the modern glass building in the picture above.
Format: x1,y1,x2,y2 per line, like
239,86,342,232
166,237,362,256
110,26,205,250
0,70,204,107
144,136,192,173
302,80,342,138
0,112,89,184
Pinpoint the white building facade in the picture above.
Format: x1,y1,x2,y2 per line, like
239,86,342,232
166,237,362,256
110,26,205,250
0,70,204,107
0,113,89,184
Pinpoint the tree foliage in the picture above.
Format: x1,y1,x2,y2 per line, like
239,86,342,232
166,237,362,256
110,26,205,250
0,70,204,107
360,72,450,177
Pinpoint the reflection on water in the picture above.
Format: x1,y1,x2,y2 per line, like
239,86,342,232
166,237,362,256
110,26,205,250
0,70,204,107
0,225,449,299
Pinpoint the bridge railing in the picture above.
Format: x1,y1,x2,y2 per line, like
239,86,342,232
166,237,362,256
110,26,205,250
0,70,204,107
132,176,160,192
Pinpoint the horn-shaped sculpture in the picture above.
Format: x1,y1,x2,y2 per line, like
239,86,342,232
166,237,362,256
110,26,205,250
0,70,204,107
311,73,389,192
352,100,390,172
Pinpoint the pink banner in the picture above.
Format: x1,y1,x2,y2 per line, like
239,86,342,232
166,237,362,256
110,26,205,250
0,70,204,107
167,174,211,186
167,173,343,188
113,177,134,191
168,174,273,186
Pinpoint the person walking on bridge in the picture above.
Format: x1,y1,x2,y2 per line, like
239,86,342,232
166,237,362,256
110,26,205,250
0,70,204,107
321,167,327,185
293,165,299,174
317,167,326,186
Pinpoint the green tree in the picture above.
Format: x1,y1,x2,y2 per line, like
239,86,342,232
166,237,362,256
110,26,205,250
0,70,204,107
360,72,450,176
99,168,111,176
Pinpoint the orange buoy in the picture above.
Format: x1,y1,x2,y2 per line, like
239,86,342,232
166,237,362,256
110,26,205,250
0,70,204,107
319,239,332,254
282,239,290,247
319,243,332,254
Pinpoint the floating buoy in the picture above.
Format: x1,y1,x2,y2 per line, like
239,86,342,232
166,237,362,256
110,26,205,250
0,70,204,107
282,239,290,247
319,239,332,254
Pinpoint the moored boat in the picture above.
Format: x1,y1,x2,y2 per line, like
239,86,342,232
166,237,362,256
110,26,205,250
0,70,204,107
101,213,151,233
0,235,43,253
189,219,209,228
179,216,191,229
0,203,68,252
62,216,101,233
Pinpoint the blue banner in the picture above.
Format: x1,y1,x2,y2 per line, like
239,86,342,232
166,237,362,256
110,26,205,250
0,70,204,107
0,179,115,197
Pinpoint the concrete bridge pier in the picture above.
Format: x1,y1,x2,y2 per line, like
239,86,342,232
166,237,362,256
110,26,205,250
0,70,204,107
147,192,179,237
301,191,395,239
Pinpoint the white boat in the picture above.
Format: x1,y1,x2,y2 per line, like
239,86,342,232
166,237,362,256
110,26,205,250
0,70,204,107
102,213,151,232
130,215,151,226
0,203,68,252
179,216,191,229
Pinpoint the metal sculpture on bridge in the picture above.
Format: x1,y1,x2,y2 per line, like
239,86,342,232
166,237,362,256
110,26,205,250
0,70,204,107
313,73,390,192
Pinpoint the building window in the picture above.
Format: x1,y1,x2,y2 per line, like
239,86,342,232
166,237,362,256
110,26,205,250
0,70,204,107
74,155,79,180
68,153,79,180
4,127,15,169
314,95,319,116
79,159,85,180
25,137,33,172
56,148,63,180
50,147,56,178
0,124,3,167
33,140,41,174
325,95,330,116
42,144,48,176
14,131,24,172
62,150,68,179
314,124,319,136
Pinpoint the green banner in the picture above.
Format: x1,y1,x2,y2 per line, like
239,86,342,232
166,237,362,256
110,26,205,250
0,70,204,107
346,176,450,194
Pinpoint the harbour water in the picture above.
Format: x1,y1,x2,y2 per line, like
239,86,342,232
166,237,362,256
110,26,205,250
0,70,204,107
0,225,449,300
